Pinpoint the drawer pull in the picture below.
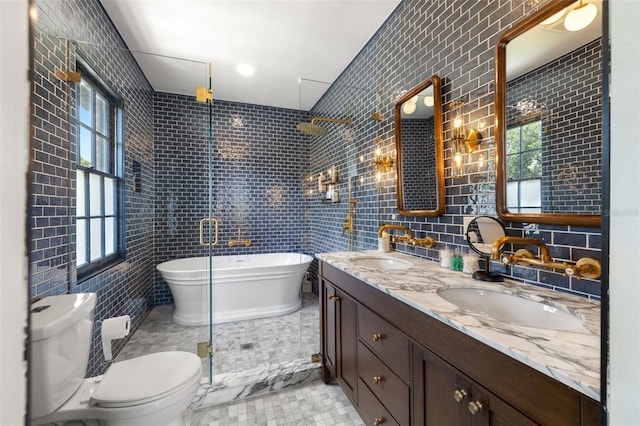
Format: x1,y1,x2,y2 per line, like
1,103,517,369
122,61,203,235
372,333,383,342
453,389,468,403
328,294,340,302
373,417,385,426
467,400,484,415
372,375,383,384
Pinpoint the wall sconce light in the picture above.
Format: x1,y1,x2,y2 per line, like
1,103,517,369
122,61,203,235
449,100,482,177
374,137,394,173
538,0,598,32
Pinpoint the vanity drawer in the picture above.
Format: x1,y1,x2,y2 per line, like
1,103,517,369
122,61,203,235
358,305,410,381
357,377,400,426
358,342,409,426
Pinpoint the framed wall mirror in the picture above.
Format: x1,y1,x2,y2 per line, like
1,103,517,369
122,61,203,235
395,75,444,217
495,0,602,226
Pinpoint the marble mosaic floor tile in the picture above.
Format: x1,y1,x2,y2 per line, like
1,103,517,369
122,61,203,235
185,380,364,426
117,292,320,377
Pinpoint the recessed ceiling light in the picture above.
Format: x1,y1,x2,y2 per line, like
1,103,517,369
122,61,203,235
236,63,254,77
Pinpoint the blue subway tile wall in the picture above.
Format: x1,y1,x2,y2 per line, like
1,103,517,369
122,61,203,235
31,0,156,376
307,0,602,299
400,117,438,209
153,94,310,304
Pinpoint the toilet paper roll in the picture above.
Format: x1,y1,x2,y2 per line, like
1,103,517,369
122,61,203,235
101,315,130,361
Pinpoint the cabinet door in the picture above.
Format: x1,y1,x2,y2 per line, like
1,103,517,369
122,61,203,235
413,343,467,425
337,287,358,402
468,382,538,426
413,344,538,426
321,279,358,402
322,280,338,381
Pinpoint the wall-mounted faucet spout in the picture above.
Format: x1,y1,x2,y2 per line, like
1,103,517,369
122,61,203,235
228,225,251,247
490,236,550,262
378,224,435,248
492,236,601,280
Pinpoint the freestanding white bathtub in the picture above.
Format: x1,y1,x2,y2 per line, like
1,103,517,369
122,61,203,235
156,253,313,326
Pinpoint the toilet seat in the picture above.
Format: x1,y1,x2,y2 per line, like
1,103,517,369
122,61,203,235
91,351,202,408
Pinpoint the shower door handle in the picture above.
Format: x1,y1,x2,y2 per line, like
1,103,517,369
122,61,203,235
199,217,219,246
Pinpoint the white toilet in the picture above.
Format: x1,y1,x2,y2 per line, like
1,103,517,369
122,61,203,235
30,293,202,426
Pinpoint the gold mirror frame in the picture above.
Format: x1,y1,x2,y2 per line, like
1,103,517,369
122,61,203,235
494,0,601,227
395,75,444,217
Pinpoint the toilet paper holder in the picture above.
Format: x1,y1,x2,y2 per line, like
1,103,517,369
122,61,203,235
99,315,133,362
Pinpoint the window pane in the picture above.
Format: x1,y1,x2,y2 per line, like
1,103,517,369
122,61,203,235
104,178,115,215
96,94,108,136
522,150,542,178
96,136,110,173
89,173,102,216
506,181,519,210
522,121,542,150
77,170,85,217
506,154,521,180
520,179,541,208
519,207,542,213
79,81,92,126
77,219,86,266
506,128,520,154
105,217,115,256
90,218,102,261
79,126,92,167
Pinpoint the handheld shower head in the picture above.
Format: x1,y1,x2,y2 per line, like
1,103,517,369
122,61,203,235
296,117,352,136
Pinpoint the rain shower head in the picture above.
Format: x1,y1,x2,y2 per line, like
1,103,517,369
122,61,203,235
296,117,352,136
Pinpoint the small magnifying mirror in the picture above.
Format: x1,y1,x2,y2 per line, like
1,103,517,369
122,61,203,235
466,216,506,282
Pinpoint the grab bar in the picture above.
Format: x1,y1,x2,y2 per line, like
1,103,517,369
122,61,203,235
199,217,219,246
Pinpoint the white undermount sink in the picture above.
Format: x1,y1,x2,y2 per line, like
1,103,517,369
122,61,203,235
350,256,414,270
437,286,585,330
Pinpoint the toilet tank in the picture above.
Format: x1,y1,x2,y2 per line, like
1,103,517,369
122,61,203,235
30,293,97,419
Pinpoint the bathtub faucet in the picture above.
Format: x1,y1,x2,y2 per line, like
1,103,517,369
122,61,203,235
228,225,251,247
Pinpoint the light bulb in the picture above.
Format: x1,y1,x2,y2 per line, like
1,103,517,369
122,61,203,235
409,95,418,104
453,115,463,129
376,172,382,182
359,155,364,162
564,1,597,32
375,147,382,157
454,152,463,167
424,96,434,107
402,102,416,115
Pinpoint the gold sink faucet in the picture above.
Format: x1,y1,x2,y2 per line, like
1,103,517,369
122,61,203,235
378,224,435,248
491,236,601,280
491,237,550,262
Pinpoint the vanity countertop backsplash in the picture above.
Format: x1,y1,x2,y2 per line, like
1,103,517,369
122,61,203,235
316,250,601,401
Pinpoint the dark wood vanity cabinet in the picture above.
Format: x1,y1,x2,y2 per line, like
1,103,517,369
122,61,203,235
319,261,600,426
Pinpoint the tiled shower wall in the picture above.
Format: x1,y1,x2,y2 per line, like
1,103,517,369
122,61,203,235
153,94,310,304
307,0,602,299
30,0,156,376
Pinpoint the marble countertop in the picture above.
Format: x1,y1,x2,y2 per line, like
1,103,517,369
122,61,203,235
316,250,601,401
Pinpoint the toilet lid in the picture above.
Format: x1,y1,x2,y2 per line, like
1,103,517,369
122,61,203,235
91,351,201,408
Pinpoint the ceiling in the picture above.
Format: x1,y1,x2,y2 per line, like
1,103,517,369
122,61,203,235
99,0,401,111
